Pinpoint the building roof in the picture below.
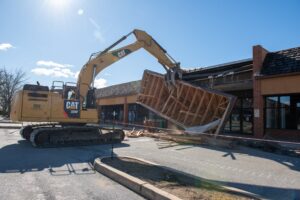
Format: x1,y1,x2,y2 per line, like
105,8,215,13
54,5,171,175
95,45,300,99
95,80,141,99
183,58,252,81
261,46,300,75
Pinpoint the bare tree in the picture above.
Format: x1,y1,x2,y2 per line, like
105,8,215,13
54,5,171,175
0,68,26,117
0,69,3,88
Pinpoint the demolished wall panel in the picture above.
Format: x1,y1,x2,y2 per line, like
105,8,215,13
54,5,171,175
137,70,236,134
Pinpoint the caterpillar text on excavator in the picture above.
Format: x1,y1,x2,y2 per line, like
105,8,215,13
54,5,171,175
10,29,182,147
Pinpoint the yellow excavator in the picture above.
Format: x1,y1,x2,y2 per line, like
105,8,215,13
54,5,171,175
10,29,182,147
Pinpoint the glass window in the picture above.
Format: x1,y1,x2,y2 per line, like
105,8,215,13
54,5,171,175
296,102,300,130
230,108,241,133
224,95,253,135
279,96,290,107
265,96,279,129
234,98,242,108
242,108,253,134
280,107,291,129
265,95,294,129
224,121,230,132
265,108,278,129
100,105,124,123
279,96,291,129
243,98,253,108
266,96,278,108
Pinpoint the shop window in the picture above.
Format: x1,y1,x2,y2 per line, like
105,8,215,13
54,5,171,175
265,108,278,128
100,105,124,123
265,95,295,129
225,93,253,135
265,96,279,129
266,96,279,107
242,108,253,134
297,103,300,130
279,96,290,129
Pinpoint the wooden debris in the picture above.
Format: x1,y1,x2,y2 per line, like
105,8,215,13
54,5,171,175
125,128,145,138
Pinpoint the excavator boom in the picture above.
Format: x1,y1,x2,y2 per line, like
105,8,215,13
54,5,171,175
77,29,181,104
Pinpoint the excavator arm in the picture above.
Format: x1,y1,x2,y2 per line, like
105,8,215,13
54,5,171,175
77,29,181,103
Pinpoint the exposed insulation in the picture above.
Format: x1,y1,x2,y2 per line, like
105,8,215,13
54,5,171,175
137,70,236,134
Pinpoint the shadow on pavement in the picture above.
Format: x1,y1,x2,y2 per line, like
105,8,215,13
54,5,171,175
219,180,300,200
167,141,300,172
0,139,129,174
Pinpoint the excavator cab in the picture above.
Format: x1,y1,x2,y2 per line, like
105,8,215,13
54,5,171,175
51,81,64,94
63,82,78,100
51,81,77,99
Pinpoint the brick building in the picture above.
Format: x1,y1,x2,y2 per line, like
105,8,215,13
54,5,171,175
96,45,300,141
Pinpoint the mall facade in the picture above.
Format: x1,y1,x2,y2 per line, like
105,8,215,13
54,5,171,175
96,45,300,141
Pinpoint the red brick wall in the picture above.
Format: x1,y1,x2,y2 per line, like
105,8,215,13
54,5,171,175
253,45,268,138
265,129,300,142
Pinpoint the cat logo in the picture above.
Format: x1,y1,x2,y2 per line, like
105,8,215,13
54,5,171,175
65,101,79,110
112,49,132,58
64,100,80,118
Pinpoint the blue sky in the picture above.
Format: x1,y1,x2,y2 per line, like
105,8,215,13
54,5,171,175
0,0,299,88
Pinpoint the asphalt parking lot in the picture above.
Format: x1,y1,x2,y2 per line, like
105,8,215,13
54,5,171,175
0,128,144,200
1,127,300,200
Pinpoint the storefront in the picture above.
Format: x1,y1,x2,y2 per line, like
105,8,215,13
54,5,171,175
96,44,300,141
224,91,253,135
96,81,168,128
253,45,300,141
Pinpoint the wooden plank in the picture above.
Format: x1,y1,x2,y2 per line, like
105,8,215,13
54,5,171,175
155,79,166,109
161,93,172,114
183,89,197,124
146,74,156,105
191,91,206,125
138,94,156,99
166,100,176,116
176,83,183,98
218,98,229,107
180,110,202,118
169,86,183,118
169,95,188,107
151,76,160,107
200,94,215,125
182,86,190,106
211,96,223,119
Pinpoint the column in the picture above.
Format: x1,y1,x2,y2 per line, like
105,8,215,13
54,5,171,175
253,45,268,138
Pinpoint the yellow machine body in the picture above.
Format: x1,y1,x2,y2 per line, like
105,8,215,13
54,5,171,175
10,88,98,124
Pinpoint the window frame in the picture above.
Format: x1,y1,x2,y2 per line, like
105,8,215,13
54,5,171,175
224,96,253,135
264,94,293,130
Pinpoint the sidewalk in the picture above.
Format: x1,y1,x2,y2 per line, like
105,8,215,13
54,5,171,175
0,122,22,129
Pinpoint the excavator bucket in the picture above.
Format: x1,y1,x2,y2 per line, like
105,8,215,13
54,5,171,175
137,70,236,135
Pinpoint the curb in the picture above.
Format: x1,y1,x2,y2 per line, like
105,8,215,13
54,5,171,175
0,125,21,129
94,157,181,200
94,156,261,200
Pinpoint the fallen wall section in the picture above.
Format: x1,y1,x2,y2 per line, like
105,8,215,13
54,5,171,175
137,70,236,134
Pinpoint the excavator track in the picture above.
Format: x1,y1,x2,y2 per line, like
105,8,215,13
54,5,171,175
20,124,125,148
